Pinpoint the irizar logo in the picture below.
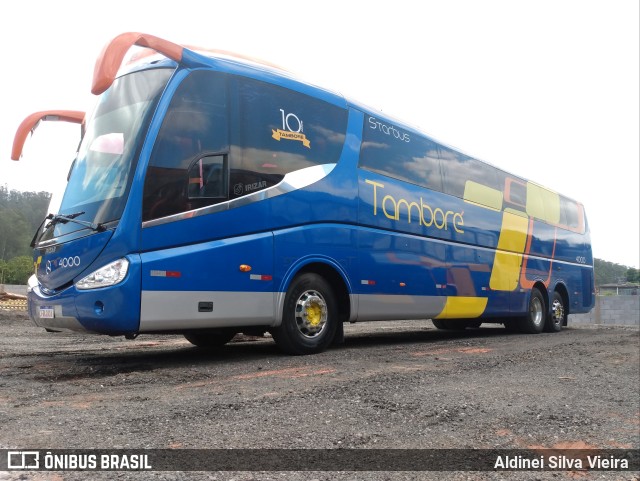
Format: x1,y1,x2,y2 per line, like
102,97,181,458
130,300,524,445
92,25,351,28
245,181,267,192
234,181,267,196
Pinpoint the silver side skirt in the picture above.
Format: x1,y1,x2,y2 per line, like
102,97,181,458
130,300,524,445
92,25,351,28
356,294,446,321
140,291,276,331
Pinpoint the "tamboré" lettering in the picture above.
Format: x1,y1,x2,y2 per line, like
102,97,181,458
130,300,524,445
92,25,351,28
366,179,464,233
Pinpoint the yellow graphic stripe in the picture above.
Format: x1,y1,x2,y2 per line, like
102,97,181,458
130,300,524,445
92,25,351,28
463,180,503,211
435,297,488,319
490,210,529,291
34,255,42,274
526,182,560,224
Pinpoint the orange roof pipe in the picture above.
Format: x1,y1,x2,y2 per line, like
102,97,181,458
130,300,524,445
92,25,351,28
92,32,287,96
11,110,85,161
127,44,288,72
184,46,288,72
91,32,184,95
13,33,285,160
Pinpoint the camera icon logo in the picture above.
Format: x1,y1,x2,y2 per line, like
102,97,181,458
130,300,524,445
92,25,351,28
7,451,40,469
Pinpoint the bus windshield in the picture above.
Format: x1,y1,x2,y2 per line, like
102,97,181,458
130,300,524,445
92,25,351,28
42,68,172,241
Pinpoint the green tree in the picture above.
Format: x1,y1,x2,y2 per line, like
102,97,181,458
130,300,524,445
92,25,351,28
0,258,7,284
0,207,30,260
626,267,640,283
594,258,629,286
0,186,51,261
4,256,34,284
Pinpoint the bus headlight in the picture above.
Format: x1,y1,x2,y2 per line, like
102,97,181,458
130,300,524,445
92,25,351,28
76,258,129,290
27,274,39,293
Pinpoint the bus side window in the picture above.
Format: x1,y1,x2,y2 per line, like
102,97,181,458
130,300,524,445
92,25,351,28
505,178,527,209
143,70,228,222
526,182,560,224
559,196,584,232
229,76,348,200
440,147,503,209
359,116,443,192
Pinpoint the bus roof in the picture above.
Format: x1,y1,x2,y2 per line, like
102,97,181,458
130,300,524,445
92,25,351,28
95,32,347,109
99,32,580,204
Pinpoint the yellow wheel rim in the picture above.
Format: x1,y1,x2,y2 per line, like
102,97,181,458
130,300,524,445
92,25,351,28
295,290,328,338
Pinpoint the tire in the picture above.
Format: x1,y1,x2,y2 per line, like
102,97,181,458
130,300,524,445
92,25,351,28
433,319,481,330
184,328,237,348
545,291,566,332
432,319,453,330
518,287,546,334
503,319,520,332
271,273,338,355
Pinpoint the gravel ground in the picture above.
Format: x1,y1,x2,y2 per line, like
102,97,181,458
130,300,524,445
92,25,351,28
0,309,638,481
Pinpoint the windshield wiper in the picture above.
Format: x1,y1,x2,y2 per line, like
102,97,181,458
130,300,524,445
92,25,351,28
50,212,106,232
30,211,106,247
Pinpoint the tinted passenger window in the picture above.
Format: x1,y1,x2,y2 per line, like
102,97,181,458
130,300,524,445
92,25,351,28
505,177,527,209
439,147,501,196
526,182,560,224
143,71,228,221
229,77,347,199
438,146,506,210
559,196,583,232
359,115,443,191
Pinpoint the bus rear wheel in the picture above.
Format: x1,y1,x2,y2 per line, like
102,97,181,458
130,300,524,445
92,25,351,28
184,328,237,348
271,273,337,355
545,291,566,332
518,288,546,334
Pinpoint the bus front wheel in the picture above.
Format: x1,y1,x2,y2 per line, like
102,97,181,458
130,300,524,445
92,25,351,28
518,288,546,334
271,273,338,355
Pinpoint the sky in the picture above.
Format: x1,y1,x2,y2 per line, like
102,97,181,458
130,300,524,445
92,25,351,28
1,0,638,268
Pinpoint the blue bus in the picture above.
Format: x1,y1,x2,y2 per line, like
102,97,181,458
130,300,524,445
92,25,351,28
12,32,595,354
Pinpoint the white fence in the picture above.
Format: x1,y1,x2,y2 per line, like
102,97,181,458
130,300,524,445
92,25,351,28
570,295,639,327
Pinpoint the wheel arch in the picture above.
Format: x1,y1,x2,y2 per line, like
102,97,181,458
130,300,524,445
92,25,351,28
532,281,550,312
276,257,354,326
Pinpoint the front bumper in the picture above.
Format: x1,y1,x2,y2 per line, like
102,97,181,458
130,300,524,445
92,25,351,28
27,256,141,335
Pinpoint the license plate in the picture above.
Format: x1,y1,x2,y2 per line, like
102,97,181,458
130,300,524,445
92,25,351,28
39,306,55,319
